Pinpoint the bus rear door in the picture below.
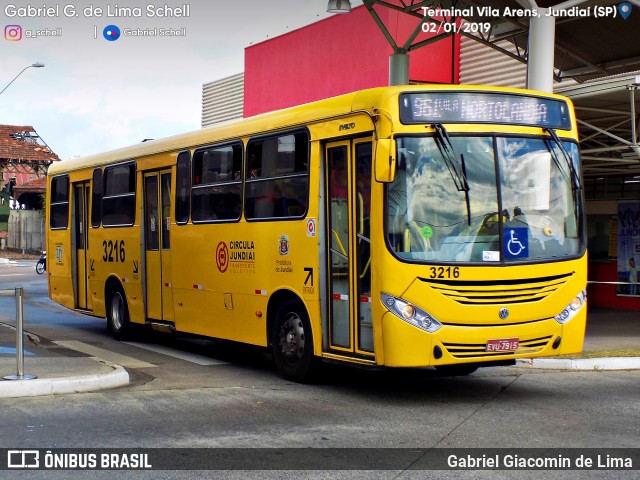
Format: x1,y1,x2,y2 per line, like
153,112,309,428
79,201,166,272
143,170,174,324
72,181,92,310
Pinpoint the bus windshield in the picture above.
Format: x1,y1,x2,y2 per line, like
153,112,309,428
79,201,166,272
386,135,584,264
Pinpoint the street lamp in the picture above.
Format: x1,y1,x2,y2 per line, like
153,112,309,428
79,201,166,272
0,62,45,96
327,0,352,13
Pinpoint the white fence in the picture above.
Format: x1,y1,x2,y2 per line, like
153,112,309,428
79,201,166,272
5,210,45,252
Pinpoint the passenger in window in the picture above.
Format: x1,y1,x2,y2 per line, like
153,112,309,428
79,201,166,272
248,154,260,178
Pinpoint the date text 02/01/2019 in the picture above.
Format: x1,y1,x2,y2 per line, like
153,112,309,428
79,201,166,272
422,22,491,34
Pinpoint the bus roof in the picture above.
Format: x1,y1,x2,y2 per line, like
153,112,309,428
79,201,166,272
47,84,571,176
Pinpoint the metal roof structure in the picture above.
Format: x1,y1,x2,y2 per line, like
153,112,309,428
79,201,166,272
557,72,640,178
452,0,640,82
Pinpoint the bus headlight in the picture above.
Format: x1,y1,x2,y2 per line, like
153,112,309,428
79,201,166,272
381,293,442,333
554,290,586,324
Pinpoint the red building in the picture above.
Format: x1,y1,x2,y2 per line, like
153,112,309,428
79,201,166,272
243,5,459,117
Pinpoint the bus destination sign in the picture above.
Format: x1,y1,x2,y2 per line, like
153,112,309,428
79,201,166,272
399,92,571,130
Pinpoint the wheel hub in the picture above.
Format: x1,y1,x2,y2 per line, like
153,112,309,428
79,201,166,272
279,314,305,363
111,294,123,330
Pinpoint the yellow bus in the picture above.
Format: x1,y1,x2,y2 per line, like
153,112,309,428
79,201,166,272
46,85,587,381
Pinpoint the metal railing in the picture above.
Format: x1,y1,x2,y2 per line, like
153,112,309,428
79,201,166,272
587,280,640,295
1,287,37,380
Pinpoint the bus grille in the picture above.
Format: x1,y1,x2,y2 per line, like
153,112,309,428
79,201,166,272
442,335,553,358
419,273,573,305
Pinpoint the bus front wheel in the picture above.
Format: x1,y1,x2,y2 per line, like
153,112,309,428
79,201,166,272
107,285,132,340
272,300,315,382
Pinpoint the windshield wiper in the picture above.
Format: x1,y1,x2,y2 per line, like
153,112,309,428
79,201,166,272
432,123,471,226
545,128,582,225
432,124,469,192
545,128,582,191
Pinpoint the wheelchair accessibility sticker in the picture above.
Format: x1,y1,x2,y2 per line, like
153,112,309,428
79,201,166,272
504,227,528,259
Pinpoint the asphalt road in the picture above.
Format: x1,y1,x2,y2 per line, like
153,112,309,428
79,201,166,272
0,266,638,479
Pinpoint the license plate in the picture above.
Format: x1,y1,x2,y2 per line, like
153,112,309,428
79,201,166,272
486,338,519,352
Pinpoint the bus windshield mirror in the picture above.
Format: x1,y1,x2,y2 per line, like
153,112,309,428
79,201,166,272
545,128,582,191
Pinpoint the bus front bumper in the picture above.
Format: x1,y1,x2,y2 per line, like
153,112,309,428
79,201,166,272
380,307,587,368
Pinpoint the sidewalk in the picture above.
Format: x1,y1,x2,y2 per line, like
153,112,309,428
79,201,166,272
0,325,129,398
0,308,638,398
517,308,640,370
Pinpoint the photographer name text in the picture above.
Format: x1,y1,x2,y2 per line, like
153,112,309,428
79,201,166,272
4,3,190,18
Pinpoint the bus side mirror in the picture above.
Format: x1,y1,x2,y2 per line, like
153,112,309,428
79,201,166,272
375,139,396,183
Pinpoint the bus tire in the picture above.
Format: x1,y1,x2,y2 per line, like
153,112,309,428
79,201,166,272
272,299,315,382
107,284,132,340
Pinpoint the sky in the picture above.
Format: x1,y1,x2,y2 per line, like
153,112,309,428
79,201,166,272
0,1,363,160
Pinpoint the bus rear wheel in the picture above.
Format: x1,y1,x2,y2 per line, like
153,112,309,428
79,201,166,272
272,300,315,382
107,285,132,340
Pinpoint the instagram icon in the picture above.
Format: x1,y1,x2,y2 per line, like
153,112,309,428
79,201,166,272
5,25,22,41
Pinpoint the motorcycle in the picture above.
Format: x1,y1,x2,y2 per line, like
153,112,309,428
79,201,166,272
36,251,46,274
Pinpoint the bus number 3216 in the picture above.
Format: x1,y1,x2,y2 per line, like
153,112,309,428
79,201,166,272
429,266,460,279
102,240,126,263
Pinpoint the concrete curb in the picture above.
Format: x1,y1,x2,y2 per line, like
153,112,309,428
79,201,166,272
0,359,129,398
517,357,640,371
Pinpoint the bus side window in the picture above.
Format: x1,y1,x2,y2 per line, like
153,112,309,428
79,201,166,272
245,130,309,220
175,151,191,224
91,168,103,228
102,163,136,227
50,175,70,229
191,143,242,223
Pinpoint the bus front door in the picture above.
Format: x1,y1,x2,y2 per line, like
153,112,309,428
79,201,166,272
73,182,92,310
143,170,174,323
326,140,373,357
